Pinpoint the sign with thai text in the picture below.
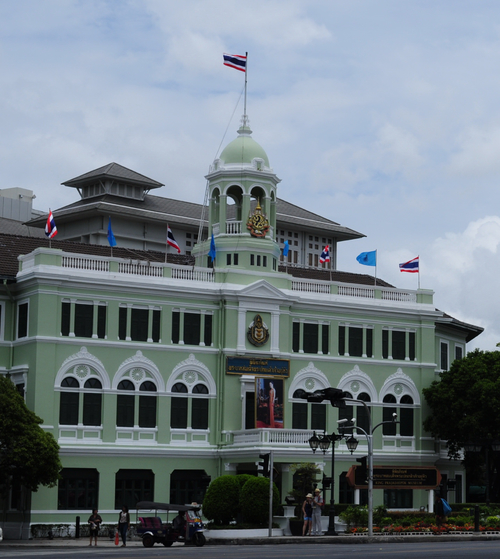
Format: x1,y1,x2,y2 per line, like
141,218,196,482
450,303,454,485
226,356,290,378
346,465,441,489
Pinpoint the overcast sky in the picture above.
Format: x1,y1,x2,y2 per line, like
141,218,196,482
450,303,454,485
1,0,500,351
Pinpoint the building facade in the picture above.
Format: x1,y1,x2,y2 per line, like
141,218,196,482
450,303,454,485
1,117,481,538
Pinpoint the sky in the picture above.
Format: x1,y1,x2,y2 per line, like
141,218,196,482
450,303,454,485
1,0,500,351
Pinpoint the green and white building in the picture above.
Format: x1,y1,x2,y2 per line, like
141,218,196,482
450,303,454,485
1,116,482,538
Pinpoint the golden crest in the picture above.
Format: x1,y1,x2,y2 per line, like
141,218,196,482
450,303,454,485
247,314,269,347
247,203,269,238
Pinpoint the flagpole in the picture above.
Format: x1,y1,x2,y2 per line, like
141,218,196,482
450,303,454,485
418,255,421,290
374,250,377,286
244,51,248,121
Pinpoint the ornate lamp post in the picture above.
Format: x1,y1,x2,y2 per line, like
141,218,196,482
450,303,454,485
308,430,358,535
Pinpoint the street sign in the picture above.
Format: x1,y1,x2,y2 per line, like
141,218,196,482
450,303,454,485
346,465,441,489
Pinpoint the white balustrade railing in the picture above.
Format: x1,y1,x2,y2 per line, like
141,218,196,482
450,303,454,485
226,221,242,234
230,429,313,446
118,262,164,277
381,289,417,302
62,256,109,272
338,285,375,299
291,280,330,294
171,268,215,282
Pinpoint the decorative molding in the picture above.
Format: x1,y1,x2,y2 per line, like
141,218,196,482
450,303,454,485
113,350,163,391
379,368,421,404
166,354,216,395
288,362,329,400
338,365,378,403
55,346,110,389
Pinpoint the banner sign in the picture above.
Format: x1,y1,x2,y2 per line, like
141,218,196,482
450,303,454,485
226,356,290,378
347,465,441,489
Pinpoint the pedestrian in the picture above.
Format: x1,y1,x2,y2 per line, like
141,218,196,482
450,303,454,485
118,505,130,547
302,493,313,536
312,488,324,535
434,493,446,531
87,508,102,546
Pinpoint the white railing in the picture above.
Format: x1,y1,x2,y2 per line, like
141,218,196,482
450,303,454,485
381,289,417,302
226,221,242,234
118,262,164,277
172,268,215,282
291,280,330,294
338,285,375,299
62,256,109,272
229,429,313,446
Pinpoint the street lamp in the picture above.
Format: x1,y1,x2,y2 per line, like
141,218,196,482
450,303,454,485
463,440,500,505
308,429,358,536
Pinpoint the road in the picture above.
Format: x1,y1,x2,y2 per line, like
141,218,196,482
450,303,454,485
1,541,500,559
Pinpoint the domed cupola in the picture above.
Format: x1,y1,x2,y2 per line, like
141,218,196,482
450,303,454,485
193,115,281,275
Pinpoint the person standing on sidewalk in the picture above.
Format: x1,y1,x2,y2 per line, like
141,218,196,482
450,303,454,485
311,488,324,535
118,505,130,547
87,509,102,546
302,494,313,536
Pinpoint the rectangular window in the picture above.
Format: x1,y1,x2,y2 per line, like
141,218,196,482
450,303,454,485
192,398,209,429
366,329,373,357
61,302,70,336
226,254,232,266
119,307,127,340
292,402,308,429
263,256,267,267
382,330,389,359
455,345,463,360
349,327,363,357
303,323,318,354
115,469,154,510
83,393,102,426
116,394,135,427
338,326,346,355
17,302,28,339
139,395,157,428
171,397,188,428
59,392,79,425
440,342,448,370
152,310,161,343
409,332,416,360
250,254,255,266
204,314,213,346
172,311,180,344
257,255,261,266
184,313,201,345
131,308,148,342
58,468,99,510
392,331,406,360
400,407,414,437
292,322,300,353
97,305,106,339
322,324,329,355
311,404,326,431
74,303,93,338
234,254,239,265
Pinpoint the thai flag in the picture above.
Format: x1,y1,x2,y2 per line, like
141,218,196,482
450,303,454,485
167,225,181,253
223,53,247,72
320,245,330,263
399,256,419,273
45,210,57,238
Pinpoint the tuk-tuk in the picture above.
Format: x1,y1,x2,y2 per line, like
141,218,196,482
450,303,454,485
135,501,206,547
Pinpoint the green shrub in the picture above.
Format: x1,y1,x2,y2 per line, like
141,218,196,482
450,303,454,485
373,505,388,525
235,474,256,490
240,477,280,525
202,475,240,524
485,516,500,527
339,505,368,528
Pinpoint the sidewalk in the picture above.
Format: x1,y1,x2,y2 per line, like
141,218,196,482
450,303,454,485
3,533,500,547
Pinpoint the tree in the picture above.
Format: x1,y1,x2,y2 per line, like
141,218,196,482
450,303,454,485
0,376,61,496
201,475,240,525
239,476,279,525
423,349,500,457
288,463,321,514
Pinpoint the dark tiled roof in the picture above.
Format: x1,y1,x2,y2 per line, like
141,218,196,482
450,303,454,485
0,218,46,238
62,162,163,189
438,312,484,342
0,233,191,280
279,265,394,287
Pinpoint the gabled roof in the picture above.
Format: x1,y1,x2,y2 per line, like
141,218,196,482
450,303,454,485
62,162,164,189
437,312,484,342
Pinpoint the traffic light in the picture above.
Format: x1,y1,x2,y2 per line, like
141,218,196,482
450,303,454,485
356,456,368,484
258,453,270,477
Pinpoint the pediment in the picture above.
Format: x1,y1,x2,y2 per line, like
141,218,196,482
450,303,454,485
239,279,286,300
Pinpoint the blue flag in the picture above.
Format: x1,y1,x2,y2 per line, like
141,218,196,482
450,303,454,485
107,217,117,247
283,240,289,257
208,232,216,260
356,250,376,266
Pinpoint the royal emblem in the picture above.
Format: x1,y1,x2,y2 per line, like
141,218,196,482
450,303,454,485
247,203,270,238
247,314,269,347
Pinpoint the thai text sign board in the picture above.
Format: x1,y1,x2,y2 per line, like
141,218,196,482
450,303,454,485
226,357,290,378
347,465,441,489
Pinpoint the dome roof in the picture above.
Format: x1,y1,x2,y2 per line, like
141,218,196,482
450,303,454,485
219,122,270,167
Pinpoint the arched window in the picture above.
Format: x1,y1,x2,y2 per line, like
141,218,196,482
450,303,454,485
400,395,414,436
60,377,79,425
117,380,135,427
382,394,397,436
83,378,102,426
291,389,326,431
170,382,209,430
139,381,157,428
